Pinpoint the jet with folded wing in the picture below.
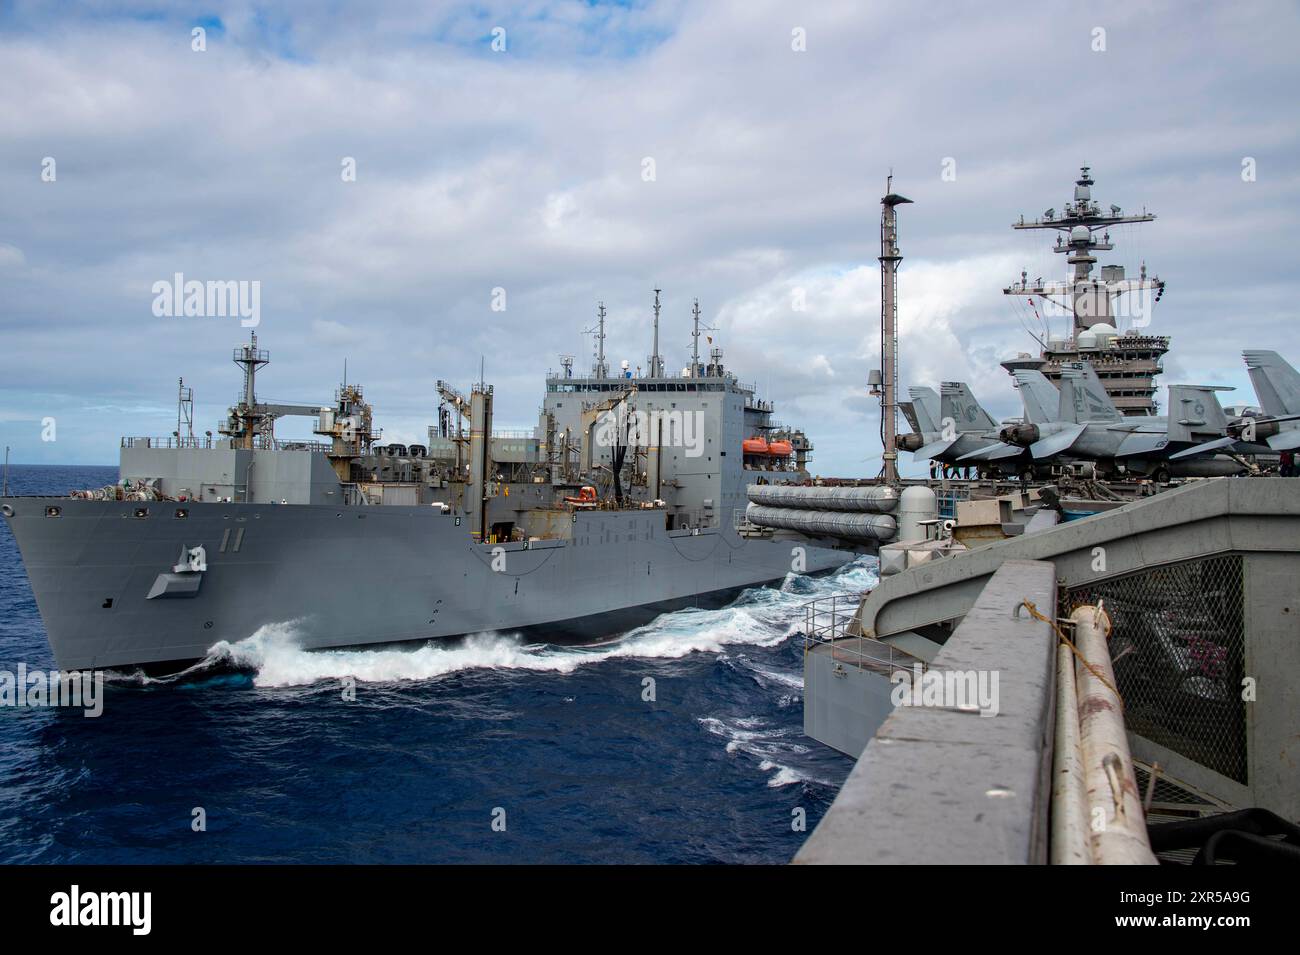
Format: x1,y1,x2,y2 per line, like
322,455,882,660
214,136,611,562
895,382,1011,470
953,369,1062,478
1170,350,1300,461
998,361,1247,480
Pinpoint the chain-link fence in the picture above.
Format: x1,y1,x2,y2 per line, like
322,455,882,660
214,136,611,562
1061,554,1247,784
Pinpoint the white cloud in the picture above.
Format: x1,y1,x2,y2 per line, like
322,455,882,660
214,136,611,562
0,1,1298,474
0,244,26,270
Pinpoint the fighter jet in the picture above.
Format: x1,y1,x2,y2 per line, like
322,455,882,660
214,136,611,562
998,361,1246,481
954,370,1063,478
1170,350,1300,461
895,382,1009,472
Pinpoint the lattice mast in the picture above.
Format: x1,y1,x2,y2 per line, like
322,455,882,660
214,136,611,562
879,177,912,485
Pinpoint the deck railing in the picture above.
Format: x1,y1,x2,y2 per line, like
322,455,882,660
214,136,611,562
801,591,922,677
122,436,332,452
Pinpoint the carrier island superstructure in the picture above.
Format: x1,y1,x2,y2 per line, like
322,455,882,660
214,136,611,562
2,303,911,673
1000,166,1169,416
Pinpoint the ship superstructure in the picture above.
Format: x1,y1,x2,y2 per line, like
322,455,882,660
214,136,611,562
1002,167,1168,415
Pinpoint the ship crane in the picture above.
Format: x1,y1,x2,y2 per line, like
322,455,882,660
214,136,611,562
437,378,494,540
436,379,472,472
220,331,336,449
315,381,377,481
436,379,471,418
580,387,638,505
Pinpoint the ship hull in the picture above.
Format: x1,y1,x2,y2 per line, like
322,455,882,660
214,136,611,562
3,498,852,673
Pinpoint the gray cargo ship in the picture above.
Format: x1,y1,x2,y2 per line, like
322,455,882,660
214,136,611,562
2,297,859,672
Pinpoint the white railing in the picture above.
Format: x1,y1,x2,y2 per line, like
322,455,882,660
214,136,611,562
121,435,332,452
802,592,923,676
122,436,213,449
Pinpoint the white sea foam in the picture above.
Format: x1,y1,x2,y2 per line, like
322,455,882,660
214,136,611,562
758,760,806,788
192,556,879,690
703,714,826,788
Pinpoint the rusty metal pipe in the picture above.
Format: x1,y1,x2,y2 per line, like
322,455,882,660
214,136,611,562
1071,604,1157,865
1051,643,1092,864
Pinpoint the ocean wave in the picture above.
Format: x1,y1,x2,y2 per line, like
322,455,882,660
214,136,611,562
172,555,878,690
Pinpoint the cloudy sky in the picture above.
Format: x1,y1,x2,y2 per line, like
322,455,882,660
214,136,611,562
2,0,1298,475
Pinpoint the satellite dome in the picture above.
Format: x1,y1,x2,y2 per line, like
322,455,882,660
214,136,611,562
1089,322,1119,342
1071,225,1091,244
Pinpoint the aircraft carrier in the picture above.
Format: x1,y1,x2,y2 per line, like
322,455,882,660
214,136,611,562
1,298,884,673
791,168,1300,866
896,167,1298,484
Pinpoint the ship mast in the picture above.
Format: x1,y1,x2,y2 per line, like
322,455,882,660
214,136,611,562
176,377,194,443
649,288,664,378
227,331,270,449
1004,166,1164,334
1003,167,1169,416
688,299,714,378
586,303,609,379
879,176,912,485
691,300,701,376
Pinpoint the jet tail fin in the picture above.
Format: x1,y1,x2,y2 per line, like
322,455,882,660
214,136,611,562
907,386,941,434
1244,350,1300,417
1059,361,1123,423
1011,370,1061,425
899,401,920,435
1056,374,1081,424
939,382,997,433
1166,384,1233,445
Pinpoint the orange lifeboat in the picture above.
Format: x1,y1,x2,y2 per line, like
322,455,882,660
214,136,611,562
564,485,598,505
742,437,769,455
767,440,793,457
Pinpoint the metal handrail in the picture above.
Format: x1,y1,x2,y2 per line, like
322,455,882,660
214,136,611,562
120,435,332,453
121,436,213,449
490,430,537,440
801,592,923,676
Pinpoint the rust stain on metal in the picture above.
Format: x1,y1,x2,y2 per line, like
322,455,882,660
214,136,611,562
1080,696,1116,717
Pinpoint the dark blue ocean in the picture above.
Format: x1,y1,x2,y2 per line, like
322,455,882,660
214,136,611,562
0,465,866,864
